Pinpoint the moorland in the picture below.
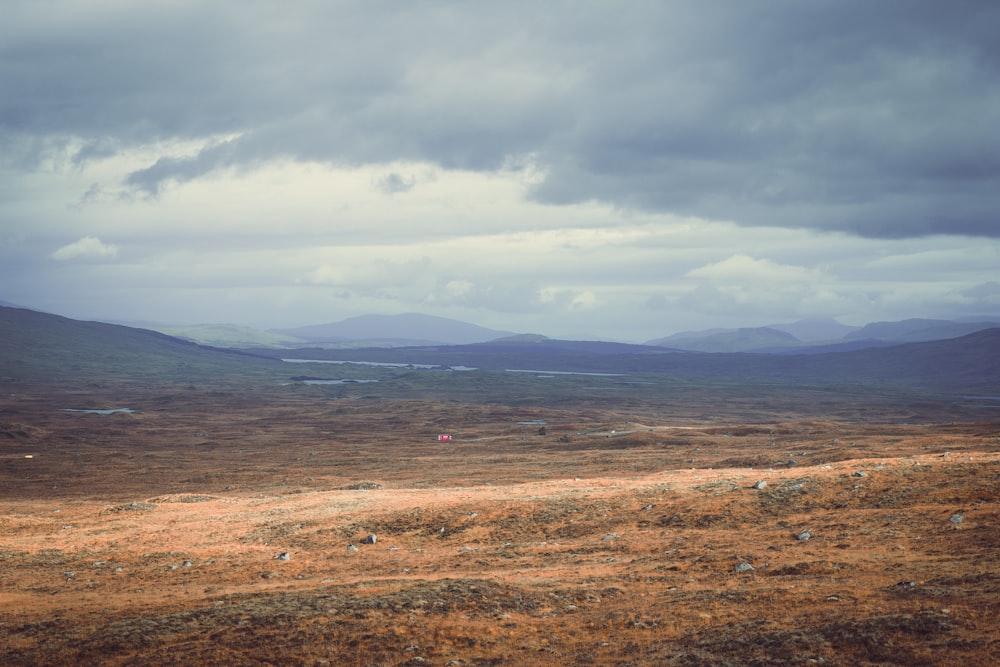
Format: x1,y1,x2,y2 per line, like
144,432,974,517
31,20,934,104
1,305,999,665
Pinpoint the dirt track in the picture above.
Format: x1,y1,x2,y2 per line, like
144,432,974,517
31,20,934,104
2,390,999,665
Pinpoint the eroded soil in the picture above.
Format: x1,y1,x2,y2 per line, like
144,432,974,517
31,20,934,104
2,387,999,665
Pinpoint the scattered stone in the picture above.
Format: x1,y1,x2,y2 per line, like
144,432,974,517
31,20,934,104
853,471,868,478
734,562,754,573
276,552,291,561
949,513,964,525
102,501,157,514
113,567,123,573
894,580,917,589
182,560,193,567
341,481,383,490
602,533,620,541
751,480,767,490
362,533,377,545
347,544,359,552
92,560,105,567
641,504,654,511
796,530,812,541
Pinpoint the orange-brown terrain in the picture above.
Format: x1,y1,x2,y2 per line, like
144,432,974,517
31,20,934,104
2,382,998,666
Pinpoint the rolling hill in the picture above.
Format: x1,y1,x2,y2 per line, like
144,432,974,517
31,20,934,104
271,313,515,345
0,306,282,386
3,305,999,397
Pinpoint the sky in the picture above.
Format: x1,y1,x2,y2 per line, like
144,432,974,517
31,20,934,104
2,1,999,343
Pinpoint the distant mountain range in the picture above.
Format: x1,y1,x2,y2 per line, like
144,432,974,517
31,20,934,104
270,313,514,346
2,300,999,352
2,305,998,396
645,317,1000,353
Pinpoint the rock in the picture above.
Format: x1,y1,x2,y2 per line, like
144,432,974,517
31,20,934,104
276,552,291,561
182,560,193,567
347,544,358,552
92,561,105,567
362,533,377,545
342,481,383,490
949,513,964,525
751,480,767,490
642,504,654,511
796,530,812,541
853,471,868,478
603,533,620,541
734,562,754,573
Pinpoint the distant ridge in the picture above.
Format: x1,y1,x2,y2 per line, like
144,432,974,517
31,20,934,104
648,317,1000,352
146,323,307,349
768,317,859,342
844,318,1000,342
2,306,998,395
0,305,279,384
272,313,515,345
646,327,801,352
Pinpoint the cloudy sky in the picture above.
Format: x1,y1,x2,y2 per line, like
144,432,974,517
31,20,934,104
2,1,998,342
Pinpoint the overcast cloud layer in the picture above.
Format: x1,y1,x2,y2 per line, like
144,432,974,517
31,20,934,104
2,1,998,341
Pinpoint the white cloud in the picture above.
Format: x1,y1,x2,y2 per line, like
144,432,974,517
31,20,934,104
51,236,119,261
685,254,824,284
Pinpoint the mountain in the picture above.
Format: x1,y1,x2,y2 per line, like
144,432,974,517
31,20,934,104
648,317,999,352
272,313,515,345
0,306,280,385
844,318,1000,343
3,305,998,397
270,327,1000,393
144,323,308,349
646,327,801,352
768,317,859,341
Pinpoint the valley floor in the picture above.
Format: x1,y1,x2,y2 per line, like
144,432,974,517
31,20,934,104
1,388,999,665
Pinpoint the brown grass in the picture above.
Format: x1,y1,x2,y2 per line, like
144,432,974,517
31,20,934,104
2,389,999,665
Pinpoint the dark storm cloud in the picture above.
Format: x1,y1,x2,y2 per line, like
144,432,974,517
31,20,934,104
3,1,998,237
